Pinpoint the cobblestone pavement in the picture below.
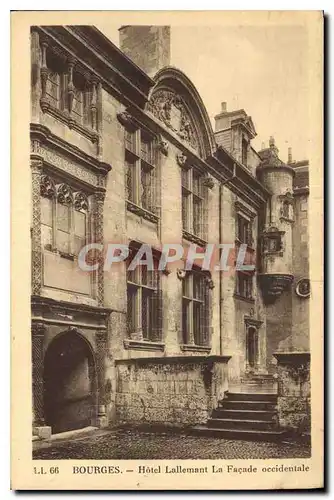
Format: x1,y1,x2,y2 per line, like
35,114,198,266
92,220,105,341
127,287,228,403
33,429,311,460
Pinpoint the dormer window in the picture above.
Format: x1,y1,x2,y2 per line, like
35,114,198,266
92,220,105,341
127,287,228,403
242,137,248,167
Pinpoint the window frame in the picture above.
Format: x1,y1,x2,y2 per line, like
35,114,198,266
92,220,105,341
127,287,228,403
241,137,249,167
40,176,90,261
124,125,158,222
181,165,206,243
237,213,253,247
126,246,162,342
235,270,254,301
181,268,210,347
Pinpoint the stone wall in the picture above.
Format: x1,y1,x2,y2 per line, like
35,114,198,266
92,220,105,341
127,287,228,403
115,355,230,427
274,352,311,436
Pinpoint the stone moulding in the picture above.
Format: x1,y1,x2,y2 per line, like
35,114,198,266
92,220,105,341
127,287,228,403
123,339,165,352
273,351,310,365
180,344,211,354
30,123,112,181
273,351,311,436
234,201,257,220
36,26,154,110
147,88,200,151
115,355,231,366
258,273,294,304
40,101,100,144
31,295,112,327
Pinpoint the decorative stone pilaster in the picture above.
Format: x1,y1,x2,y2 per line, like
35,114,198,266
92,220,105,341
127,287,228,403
90,77,98,132
273,352,311,437
31,322,51,439
95,185,106,306
39,38,49,113
31,158,43,295
96,329,108,428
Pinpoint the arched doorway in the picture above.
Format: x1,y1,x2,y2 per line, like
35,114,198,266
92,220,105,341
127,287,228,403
246,326,258,370
44,330,97,434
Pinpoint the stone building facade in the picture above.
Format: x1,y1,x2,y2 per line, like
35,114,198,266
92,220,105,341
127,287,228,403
30,25,310,438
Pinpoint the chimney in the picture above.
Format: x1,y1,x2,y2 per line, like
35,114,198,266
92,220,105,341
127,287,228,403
221,102,227,113
119,25,171,77
288,147,293,164
261,141,265,150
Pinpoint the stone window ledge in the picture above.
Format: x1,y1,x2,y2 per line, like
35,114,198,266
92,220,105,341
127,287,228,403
126,200,159,224
123,339,165,351
41,102,99,144
180,344,211,354
233,293,255,304
182,230,207,248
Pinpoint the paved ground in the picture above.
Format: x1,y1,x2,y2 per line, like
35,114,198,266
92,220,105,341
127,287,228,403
33,429,311,460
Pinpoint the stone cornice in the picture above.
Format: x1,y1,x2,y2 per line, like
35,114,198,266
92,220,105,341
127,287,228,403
235,201,257,220
31,295,112,318
293,187,310,196
210,147,271,210
30,123,111,178
115,355,232,366
257,163,296,177
273,352,310,365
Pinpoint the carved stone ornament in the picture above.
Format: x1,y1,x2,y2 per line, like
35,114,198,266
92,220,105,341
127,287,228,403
157,138,169,156
259,273,294,304
203,175,215,190
177,269,186,280
74,191,89,211
117,111,134,128
206,277,215,290
176,152,188,168
147,90,199,150
40,175,55,198
278,191,294,203
56,183,73,204
295,278,311,298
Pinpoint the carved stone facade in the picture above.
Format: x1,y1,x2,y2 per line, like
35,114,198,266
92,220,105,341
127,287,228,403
30,25,310,438
147,89,199,151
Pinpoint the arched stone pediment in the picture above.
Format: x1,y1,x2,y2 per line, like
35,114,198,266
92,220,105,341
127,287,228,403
146,67,216,159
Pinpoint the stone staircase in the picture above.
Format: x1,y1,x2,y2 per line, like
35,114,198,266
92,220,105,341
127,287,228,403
193,391,285,441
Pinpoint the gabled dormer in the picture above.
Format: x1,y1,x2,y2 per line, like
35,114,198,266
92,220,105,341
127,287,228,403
214,102,257,167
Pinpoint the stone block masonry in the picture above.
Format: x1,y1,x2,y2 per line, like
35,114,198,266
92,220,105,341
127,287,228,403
115,355,231,427
274,352,311,436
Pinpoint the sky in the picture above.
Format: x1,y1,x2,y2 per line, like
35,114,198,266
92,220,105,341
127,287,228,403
97,24,310,162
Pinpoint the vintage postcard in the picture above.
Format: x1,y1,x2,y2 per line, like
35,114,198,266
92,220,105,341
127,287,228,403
11,10,324,490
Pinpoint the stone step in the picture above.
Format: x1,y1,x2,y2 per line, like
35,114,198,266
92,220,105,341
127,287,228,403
242,374,274,380
224,391,277,402
220,400,277,411
207,418,278,431
192,425,285,442
212,408,277,421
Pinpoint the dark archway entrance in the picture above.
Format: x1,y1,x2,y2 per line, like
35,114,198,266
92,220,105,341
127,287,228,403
44,331,97,434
